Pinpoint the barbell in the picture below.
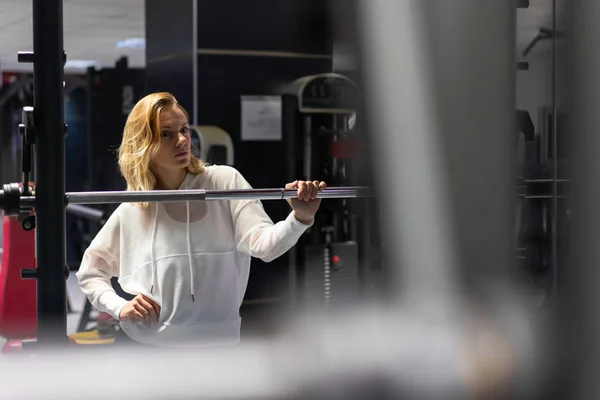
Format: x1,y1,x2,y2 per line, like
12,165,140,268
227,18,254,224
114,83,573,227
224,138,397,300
0,183,373,216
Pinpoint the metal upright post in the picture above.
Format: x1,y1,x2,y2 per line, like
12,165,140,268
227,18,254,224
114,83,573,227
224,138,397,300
32,0,68,345
551,0,559,295
353,2,536,396
357,0,516,300
85,67,95,190
303,115,312,180
563,1,600,398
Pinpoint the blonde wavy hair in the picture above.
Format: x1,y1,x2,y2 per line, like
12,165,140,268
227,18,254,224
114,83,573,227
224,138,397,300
117,92,204,208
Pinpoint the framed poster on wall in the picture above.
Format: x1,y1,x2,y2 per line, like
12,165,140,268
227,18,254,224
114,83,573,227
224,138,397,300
240,95,282,141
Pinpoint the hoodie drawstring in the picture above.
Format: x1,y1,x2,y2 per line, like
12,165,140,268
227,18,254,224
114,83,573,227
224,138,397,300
150,204,159,294
149,201,195,302
186,201,195,302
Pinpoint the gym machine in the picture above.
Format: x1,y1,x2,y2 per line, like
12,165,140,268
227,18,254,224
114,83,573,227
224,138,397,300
189,125,235,166
279,73,381,308
516,107,570,298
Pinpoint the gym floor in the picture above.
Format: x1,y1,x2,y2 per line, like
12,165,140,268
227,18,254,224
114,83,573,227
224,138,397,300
0,274,89,351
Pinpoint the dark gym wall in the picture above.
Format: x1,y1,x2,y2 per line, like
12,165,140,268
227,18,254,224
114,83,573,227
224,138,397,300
330,0,361,83
90,67,146,192
194,0,331,53
145,0,333,300
65,86,88,192
145,0,195,116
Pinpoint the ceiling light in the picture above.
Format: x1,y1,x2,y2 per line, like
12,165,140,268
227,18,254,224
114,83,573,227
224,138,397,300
116,38,145,49
64,60,99,69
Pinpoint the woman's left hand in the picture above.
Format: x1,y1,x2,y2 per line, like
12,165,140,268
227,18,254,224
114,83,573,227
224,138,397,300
286,180,327,224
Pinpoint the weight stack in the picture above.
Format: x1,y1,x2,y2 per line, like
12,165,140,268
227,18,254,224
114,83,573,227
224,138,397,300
302,242,360,309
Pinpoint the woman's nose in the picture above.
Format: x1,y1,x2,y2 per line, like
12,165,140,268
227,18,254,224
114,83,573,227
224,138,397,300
176,133,187,146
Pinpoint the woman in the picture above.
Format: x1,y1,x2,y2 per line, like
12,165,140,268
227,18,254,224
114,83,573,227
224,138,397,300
76,92,326,347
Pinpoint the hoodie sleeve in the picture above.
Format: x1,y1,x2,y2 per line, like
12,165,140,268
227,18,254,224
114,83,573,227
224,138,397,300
75,209,128,320
225,167,312,262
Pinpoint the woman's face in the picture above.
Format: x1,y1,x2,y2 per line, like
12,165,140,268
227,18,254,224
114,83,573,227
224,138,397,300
152,105,191,171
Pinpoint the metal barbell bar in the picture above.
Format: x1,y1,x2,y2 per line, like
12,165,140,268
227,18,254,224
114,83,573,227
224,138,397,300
1,186,372,214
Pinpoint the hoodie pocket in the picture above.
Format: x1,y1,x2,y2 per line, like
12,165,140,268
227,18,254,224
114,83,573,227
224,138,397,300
158,250,241,326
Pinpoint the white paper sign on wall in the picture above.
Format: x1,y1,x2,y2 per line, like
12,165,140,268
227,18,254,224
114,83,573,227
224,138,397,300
240,96,282,141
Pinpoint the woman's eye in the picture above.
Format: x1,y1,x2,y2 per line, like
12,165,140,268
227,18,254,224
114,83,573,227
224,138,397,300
181,127,189,134
161,131,171,138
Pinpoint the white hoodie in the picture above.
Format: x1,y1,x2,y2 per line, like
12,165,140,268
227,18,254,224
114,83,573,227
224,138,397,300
76,165,311,347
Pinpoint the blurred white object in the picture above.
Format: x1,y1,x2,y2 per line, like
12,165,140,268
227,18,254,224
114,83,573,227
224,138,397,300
190,125,235,166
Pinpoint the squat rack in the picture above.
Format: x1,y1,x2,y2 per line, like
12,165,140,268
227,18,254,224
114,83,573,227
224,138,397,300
21,0,68,346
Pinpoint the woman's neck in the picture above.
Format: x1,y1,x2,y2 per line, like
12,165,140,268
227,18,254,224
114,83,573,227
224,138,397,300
154,167,188,190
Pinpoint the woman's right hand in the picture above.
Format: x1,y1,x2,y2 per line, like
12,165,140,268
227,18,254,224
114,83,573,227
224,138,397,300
119,294,161,325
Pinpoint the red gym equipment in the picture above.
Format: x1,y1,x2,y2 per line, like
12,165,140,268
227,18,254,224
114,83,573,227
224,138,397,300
0,215,37,340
